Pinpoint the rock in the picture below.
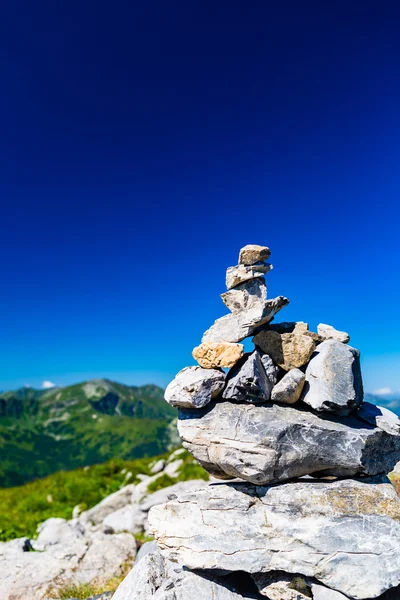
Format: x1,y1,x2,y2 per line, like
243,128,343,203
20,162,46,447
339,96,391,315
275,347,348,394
270,368,305,404
164,366,225,409
310,583,349,599
357,402,400,435
221,278,266,314
80,484,135,526
192,341,244,369
151,459,166,474
226,264,272,290
303,340,364,415
238,244,271,266
135,540,158,563
222,350,278,403
253,572,311,599
149,476,400,599
112,548,166,600
202,296,289,343
163,458,183,477
317,323,350,344
253,330,315,370
178,400,400,484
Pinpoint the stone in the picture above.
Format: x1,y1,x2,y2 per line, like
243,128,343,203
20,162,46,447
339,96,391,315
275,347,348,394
253,330,315,370
79,484,135,526
226,263,272,289
317,323,350,344
135,540,158,563
357,401,400,435
270,368,305,404
164,366,225,409
253,572,311,599
303,340,364,415
112,548,166,600
192,341,244,369
222,350,278,403
238,244,271,265
310,583,349,599
178,400,400,484
151,459,166,474
221,278,266,314
202,296,289,343
163,458,183,477
149,476,400,599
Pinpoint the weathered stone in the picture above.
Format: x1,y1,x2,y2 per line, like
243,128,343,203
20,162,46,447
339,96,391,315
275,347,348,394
221,278,266,314
164,366,225,409
310,583,349,599
226,263,272,289
149,476,400,599
79,484,135,526
238,244,271,266
151,459,166,474
253,572,311,599
222,350,278,403
178,400,400,484
270,368,305,404
202,296,289,343
317,323,350,344
357,401,400,435
303,340,363,415
253,330,315,370
192,341,244,369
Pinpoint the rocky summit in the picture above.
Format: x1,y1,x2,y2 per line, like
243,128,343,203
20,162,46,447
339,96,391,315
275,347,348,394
113,244,400,600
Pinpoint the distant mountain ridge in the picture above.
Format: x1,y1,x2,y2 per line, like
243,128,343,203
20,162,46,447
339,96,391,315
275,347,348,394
0,379,177,487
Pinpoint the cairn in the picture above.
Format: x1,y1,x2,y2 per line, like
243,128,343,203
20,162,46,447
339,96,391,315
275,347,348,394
117,245,400,600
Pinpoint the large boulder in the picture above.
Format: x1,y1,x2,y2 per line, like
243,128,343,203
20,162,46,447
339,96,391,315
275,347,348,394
202,296,289,343
303,340,363,415
177,400,400,484
164,366,225,409
149,477,400,599
222,350,278,403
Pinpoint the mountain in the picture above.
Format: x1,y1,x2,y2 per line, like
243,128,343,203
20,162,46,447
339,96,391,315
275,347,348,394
0,379,177,487
365,391,400,415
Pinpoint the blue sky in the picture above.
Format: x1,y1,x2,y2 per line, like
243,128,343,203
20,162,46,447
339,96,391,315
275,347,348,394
0,1,399,393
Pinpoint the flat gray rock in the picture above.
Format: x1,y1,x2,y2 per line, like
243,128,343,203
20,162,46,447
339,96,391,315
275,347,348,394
202,296,289,343
164,366,225,409
222,350,278,403
357,401,400,435
221,278,266,314
149,477,400,599
270,368,305,404
226,263,272,290
177,400,400,484
302,340,364,415
317,323,350,343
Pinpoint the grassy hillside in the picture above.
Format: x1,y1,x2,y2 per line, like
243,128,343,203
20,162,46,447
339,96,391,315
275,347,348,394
0,379,177,487
0,449,208,542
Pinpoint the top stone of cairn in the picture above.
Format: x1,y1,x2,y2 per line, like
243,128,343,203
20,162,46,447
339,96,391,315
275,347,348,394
238,244,271,266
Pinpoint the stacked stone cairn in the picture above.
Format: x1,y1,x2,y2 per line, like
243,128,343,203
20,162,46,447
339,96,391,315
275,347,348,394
116,245,400,600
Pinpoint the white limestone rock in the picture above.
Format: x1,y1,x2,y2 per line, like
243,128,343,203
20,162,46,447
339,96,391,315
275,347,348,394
149,476,400,599
357,402,400,436
226,263,272,290
178,400,400,484
202,296,289,343
270,368,305,404
79,483,135,526
317,323,350,343
151,459,166,474
164,366,225,409
221,278,266,314
222,350,278,403
303,339,364,415
253,572,311,599
311,583,349,599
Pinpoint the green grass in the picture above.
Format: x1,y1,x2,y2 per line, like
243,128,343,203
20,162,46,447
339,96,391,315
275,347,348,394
0,449,209,542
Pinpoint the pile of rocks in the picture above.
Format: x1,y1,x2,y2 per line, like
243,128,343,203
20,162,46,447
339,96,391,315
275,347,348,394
115,245,400,600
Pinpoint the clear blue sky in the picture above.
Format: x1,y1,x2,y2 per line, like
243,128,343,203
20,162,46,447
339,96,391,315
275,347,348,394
0,1,399,393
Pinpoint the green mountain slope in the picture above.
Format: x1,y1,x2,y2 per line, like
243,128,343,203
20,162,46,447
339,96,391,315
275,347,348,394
0,379,177,487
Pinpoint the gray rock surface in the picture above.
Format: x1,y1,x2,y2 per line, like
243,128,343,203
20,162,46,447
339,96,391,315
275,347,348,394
357,401,400,435
222,350,278,403
226,264,272,289
317,323,350,344
238,244,271,266
270,368,305,404
164,366,225,409
303,340,364,415
311,583,349,599
149,477,400,599
178,400,400,484
202,296,289,343
221,278,266,314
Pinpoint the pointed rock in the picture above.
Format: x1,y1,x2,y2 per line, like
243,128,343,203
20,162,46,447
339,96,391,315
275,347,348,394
317,323,350,343
192,342,244,369
270,368,305,404
303,340,363,415
238,244,271,266
202,296,289,343
226,263,272,290
221,278,266,314
222,350,278,403
253,330,315,370
164,366,225,409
